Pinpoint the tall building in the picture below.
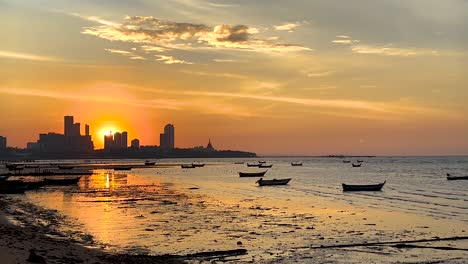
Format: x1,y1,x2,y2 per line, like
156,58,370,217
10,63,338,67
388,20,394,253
160,124,175,149
104,132,113,151
122,131,128,148
64,116,74,136
131,139,140,149
73,123,81,136
114,132,122,149
85,124,90,136
0,136,6,150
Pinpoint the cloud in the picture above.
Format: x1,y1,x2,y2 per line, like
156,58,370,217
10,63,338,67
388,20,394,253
213,58,237,62
181,70,246,79
332,39,360,44
68,13,119,27
274,22,302,32
0,50,57,62
351,45,440,56
104,48,146,60
82,16,311,53
156,55,192,64
140,45,169,52
305,70,335,77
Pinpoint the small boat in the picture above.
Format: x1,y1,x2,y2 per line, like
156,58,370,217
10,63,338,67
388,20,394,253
259,164,273,168
192,163,205,167
258,161,266,164
446,173,468,180
25,164,39,168
234,162,244,164
58,165,75,170
239,171,267,177
247,163,261,167
291,162,303,166
357,160,364,163
342,181,386,192
181,164,196,169
114,166,132,171
352,163,362,167
342,160,351,163
256,178,291,186
43,177,81,185
144,161,156,166
0,185,28,194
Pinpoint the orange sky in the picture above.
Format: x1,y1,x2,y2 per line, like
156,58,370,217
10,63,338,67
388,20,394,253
0,1,467,155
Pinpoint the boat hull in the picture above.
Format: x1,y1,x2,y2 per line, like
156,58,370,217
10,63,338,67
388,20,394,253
342,181,386,192
257,178,291,186
239,171,267,177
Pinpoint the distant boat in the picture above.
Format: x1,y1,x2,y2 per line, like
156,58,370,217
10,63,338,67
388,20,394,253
58,165,75,170
357,160,364,163
181,164,196,169
192,163,205,167
25,164,39,168
247,163,261,167
144,161,156,166
44,177,81,185
258,161,266,164
291,162,302,166
256,178,291,186
342,160,351,163
234,162,244,164
446,173,468,180
342,181,386,192
259,164,273,168
352,163,362,167
5,163,24,170
239,171,267,177
114,166,132,171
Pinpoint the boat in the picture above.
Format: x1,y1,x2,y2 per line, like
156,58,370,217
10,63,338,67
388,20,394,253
0,185,28,194
446,173,468,180
234,162,244,164
259,164,273,168
342,160,351,163
192,163,205,167
58,165,75,170
256,178,291,186
25,164,39,168
43,177,81,185
144,161,156,166
239,171,267,177
181,164,196,169
352,163,362,167
357,160,364,163
114,166,132,171
258,161,266,164
291,162,303,166
247,163,261,167
342,181,386,192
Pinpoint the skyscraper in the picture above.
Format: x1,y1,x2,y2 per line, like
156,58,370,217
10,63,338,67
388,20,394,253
64,116,74,136
114,132,122,149
104,132,113,151
131,139,140,149
0,136,6,150
85,124,90,136
122,131,128,148
73,123,81,136
160,124,175,149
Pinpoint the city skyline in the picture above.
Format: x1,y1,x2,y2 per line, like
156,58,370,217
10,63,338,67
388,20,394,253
1,1,467,156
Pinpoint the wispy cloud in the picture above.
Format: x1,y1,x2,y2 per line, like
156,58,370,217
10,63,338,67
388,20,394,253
304,70,335,77
181,70,246,79
104,49,146,60
351,45,440,56
156,55,192,64
68,12,119,26
82,16,312,53
213,58,237,62
0,50,58,62
332,39,360,44
274,22,302,32
140,45,169,52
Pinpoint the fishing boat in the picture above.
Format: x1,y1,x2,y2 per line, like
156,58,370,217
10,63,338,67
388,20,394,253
352,163,362,167
247,163,261,167
446,173,468,180
342,160,351,163
234,162,244,164
192,163,205,167
258,161,266,164
256,178,291,186
357,160,364,163
144,161,156,166
58,165,75,170
43,177,81,185
342,181,386,192
259,164,273,168
114,166,132,171
291,162,303,166
181,164,196,169
239,171,267,177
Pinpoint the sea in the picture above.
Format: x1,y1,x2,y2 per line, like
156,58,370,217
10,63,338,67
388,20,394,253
15,156,468,262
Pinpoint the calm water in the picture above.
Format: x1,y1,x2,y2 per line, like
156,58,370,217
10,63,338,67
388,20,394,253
22,156,468,257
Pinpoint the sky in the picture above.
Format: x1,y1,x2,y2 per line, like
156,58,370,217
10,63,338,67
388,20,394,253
0,0,467,155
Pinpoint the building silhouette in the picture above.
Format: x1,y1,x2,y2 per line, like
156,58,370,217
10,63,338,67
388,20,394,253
104,132,113,151
0,136,6,151
131,139,140,150
160,124,175,149
104,131,129,152
206,139,215,151
122,132,128,148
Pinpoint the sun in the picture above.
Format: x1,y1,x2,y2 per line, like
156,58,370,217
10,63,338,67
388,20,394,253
99,128,116,137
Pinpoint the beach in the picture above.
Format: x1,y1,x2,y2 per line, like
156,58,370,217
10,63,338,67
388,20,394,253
1,157,468,263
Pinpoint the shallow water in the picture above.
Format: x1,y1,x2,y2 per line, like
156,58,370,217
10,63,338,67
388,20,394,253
21,157,468,262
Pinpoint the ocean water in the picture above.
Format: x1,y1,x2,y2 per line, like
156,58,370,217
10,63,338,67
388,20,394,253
20,156,468,261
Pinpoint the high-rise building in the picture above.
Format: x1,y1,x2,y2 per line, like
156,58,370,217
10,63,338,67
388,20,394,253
0,136,6,150
85,124,90,136
64,116,74,136
122,131,128,148
131,139,140,149
73,123,81,136
104,132,113,151
114,132,122,149
160,124,175,149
